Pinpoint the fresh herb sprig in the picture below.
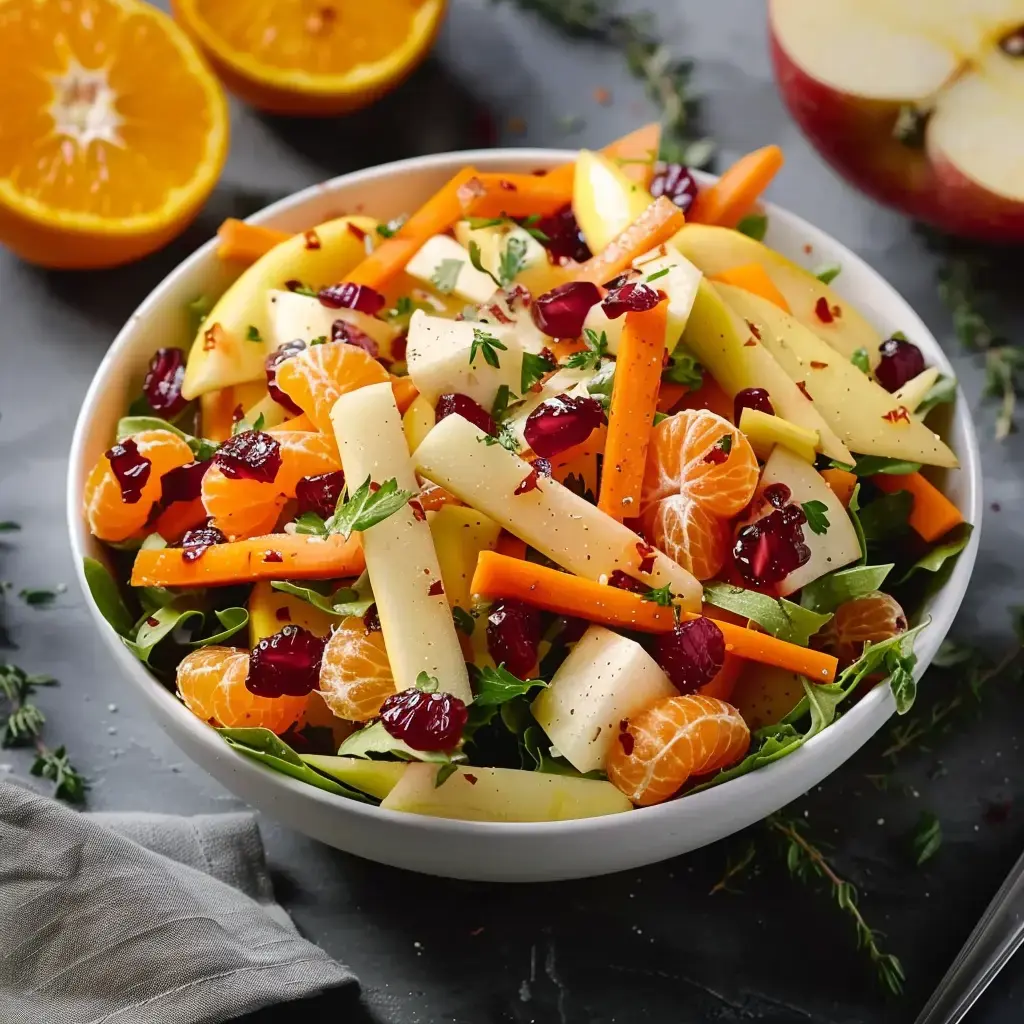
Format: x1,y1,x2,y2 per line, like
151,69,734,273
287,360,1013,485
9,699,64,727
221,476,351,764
469,328,507,369
294,477,415,540
564,328,608,371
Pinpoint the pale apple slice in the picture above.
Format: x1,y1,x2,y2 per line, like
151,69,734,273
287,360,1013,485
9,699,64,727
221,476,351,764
573,149,655,255
428,505,502,614
300,756,407,800
716,283,958,467
181,215,378,400
680,280,854,464
673,224,883,364
266,289,398,353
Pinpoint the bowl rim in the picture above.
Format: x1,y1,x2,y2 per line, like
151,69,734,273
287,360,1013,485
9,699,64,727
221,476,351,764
68,146,983,836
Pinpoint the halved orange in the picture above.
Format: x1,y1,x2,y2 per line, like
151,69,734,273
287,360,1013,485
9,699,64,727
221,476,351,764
0,0,228,268
171,0,447,116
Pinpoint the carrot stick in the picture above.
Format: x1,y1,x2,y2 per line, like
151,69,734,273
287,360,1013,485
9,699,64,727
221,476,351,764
820,468,857,507
543,123,662,192
599,303,667,521
712,264,790,312
131,534,364,588
689,144,785,228
494,532,527,560
457,173,573,219
872,471,963,542
200,381,268,442
391,375,419,414
216,218,291,263
575,197,686,285
151,499,207,544
657,381,689,414
346,167,480,290
471,552,838,683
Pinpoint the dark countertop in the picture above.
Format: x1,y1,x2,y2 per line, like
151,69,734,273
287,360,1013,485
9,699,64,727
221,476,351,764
2,2,1024,1022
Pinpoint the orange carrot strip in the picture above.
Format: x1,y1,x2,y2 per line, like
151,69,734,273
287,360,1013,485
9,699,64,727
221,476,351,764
689,144,785,228
494,532,528,560
275,413,317,432
151,499,207,544
820,468,857,507
575,196,686,285
872,471,963,542
216,219,291,263
391,375,419,414
131,534,364,588
543,123,662,192
599,303,668,521
457,173,574,219
346,167,480,289
471,552,838,682
711,263,791,312
657,381,689,414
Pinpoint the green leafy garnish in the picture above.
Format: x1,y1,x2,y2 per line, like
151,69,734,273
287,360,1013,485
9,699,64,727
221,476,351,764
0,521,20,531
858,491,913,546
82,556,135,636
587,362,616,407
452,606,475,636
467,239,502,289
245,324,262,343
385,295,429,326
376,215,408,238
482,422,521,453
521,351,555,393
294,476,414,540
801,500,830,536
916,374,957,417
469,327,507,369
798,564,894,614
848,484,867,564
521,724,605,779
850,348,870,374
472,664,547,705
19,586,63,608
848,455,922,476
498,234,530,286
703,582,832,646
641,584,674,607
814,263,842,285
231,411,265,435
490,383,516,422
122,599,247,664
415,671,439,693
115,416,218,461
912,812,942,865
337,720,458,765
31,746,88,804
662,349,703,388
896,523,972,586
564,328,608,371
646,266,671,283
271,572,374,618
309,336,327,346
430,258,463,295
287,281,318,298
736,214,767,241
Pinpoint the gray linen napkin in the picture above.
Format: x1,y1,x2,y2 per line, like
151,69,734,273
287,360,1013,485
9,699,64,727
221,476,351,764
0,781,356,1024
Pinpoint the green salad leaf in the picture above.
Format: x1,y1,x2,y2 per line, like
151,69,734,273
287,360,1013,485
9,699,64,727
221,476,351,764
82,557,134,637
564,329,608,371
849,455,922,476
858,490,913,546
337,720,457,765
191,607,249,647
799,564,895,613
736,213,768,241
522,725,604,779
472,664,548,706
703,582,832,646
847,484,867,564
272,572,374,618
897,523,973,586
521,350,556,391
123,600,206,664
916,375,957,417
115,415,218,461
295,477,414,540
662,349,703,389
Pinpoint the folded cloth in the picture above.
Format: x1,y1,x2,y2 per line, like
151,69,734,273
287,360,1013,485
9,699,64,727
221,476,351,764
0,781,356,1024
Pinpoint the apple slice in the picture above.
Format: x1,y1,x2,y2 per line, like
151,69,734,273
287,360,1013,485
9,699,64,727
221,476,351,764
716,283,958,467
428,505,502,614
404,234,498,305
769,0,1024,241
266,289,398,353
681,280,853,464
573,149,655,254
300,756,407,800
673,224,883,363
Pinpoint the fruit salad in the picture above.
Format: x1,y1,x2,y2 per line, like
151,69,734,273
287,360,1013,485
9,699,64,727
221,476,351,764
81,125,972,823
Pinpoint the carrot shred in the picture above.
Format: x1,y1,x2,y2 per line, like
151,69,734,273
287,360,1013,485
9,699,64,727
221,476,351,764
456,173,573,219
131,533,364,588
471,552,838,682
575,196,686,285
712,263,791,312
543,123,662,192
688,144,785,228
391,375,419,414
598,303,667,521
872,471,963,542
216,219,291,263
819,468,857,507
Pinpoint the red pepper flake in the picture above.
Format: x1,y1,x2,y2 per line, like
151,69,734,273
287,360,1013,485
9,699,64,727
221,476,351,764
498,179,518,191
368,481,381,493
408,498,426,522
803,243,813,255
203,323,224,351
744,337,757,348
464,773,479,785
882,405,911,424
814,297,834,324
796,380,813,401
635,539,656,575
304,229,322,250
345,223,366,243
275,607,291,622
263,550,283,563
514,467,541,495
231,403,245,423
810,360,829,369
146,616,160,627
593,86,612,106
746,320,762,340
428,579,445,597
617,729,635,756
486,302,513,325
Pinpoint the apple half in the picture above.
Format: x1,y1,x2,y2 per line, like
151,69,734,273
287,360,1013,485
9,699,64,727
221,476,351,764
769,0,1024,241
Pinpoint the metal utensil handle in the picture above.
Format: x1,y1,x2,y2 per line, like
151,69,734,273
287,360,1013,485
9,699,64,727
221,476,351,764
915,846,1024,1024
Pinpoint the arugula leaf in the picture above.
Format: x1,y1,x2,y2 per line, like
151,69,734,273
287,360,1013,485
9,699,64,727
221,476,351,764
815,263,842,285
798,564,894,613
916,374,957,417
848,483,867,564
642,584,674,607
472,664,547,706
522,725,604,779
521,351,555,393
123,600,206,664
467,240,503,289
887,643,918,714
271,571,374,618
736,214,768,241
82,557,134,637
469,327,507,369
850,455,922,477
564,329,608,371
801,500,830,535
662,349,703,388
116,416,218,461
337,720,457,764
303,477,415,540
896,523,972,586
858,491,913,545
189,607,249,648
499,234,530,286
850,348,871,374
431,258,464,295
703,582,832,646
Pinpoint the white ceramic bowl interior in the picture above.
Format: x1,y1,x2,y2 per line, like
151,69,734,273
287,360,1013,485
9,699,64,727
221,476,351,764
68,149,981,882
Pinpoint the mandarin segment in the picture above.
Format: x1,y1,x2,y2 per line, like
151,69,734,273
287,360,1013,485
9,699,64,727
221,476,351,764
606,694,750,806
319,616,397,721
814,592,908,668
641,494,730,581
176,646,307,733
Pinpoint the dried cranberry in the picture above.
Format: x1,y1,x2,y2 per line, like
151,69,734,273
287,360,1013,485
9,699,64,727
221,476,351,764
601,282,661,320
181,525,224,562
814,297,834,324
295,470,345,518
332,319,379,359
733,502,811,587
380,687,468,751
875,336,925,393
534,204,592,264
656,618,725,694
160,461,209,506
143,348,187,416
531,282,601,339
265,340,306,414
105,439,151,503
608,570,645,593
317,282,386,315
247,625,326,698
435,393,496,436
650,163,699,213
763,483,791,509
734,387,774,423
487,599,542,678
363,604,381,633
523,394,605,457
214,430,281,483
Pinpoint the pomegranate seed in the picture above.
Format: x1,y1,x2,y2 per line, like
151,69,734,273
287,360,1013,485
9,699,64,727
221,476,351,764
247,625,326,698
763,483,791,509
734,387,774,423
601,282,661,319
814,297,834,323
530,282,601,339
160,460,209,506
105,439,151,503
363,604,381,633
435,393,497,436
317,282,386,315
523,394,605,457
181,525,224,563
213,430,282,483
875,335,925,393
380,687,468,751
703,435,732,465
534,204,592,264
733,489,811,587
295,470,345,518
650,163,699,212
608,570,646,593
332,319,379,359
656,618,725,694
265,340,306,414
487,599,542,678
143,348,188,416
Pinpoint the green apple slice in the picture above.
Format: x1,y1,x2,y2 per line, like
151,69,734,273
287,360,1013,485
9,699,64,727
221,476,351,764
301,756,407,800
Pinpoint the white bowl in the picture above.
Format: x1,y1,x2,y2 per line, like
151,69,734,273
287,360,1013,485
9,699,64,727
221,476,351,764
68,149,982,882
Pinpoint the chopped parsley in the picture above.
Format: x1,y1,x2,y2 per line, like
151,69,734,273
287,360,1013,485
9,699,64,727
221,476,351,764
646,266,671,283
467,239,502,289
801,500,831,536
431,258,463,295
490,384,516,421
641,584,674,606
565,328,609,371
294,476,414,540
662,350,703,388
815,263,842,285
498,234,530,286
376,215,408,238
452,607,475,636
482,422,521,453
851,347,870,374
520,351,555,393
469,327,507,369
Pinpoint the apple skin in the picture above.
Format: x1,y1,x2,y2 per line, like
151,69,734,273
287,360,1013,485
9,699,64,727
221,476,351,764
769,29,1024,242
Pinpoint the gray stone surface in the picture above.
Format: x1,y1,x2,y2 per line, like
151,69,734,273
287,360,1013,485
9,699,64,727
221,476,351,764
1,1,1023,1021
